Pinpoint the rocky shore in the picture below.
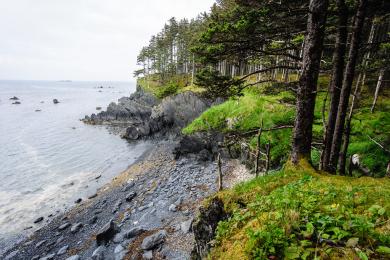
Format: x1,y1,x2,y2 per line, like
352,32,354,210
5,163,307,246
2,89,249,260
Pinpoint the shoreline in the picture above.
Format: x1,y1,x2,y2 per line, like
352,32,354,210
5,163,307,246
2,137,251,260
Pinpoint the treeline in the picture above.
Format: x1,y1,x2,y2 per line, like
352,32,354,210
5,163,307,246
136,0,390,175
135,16,208,83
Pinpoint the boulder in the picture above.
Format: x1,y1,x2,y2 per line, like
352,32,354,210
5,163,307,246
9,96,19,100
34,216,44,223
96,220,120,245
53,99,60,104
141,230,167,250
124,226,146,239
70,223,83,233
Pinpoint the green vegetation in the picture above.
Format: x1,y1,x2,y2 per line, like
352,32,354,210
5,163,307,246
183,81,389,176
208,161,390,259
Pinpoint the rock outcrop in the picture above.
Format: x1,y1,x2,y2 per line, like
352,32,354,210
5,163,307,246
83,88,214,141
191,197,228,260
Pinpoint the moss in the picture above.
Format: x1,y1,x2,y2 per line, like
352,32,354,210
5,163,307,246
207,165,390,259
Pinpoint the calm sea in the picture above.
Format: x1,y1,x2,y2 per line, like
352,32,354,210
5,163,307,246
0,80,150,251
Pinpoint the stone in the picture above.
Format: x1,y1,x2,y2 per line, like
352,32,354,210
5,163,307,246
39,253,55,260
124,227,146,239
56,236,64,244
71,223,83,233
113,233,124,243
88,193,98,199
12,101,21,105
58,222,71,231
96,220,120,245
141,230,167,250
122,181,135,192
91,246,105,260
4,250,19,260
65,256,80,260
57,245,69,255
168,204,177,212
53,99,60,104
31,256,40,260
114,244,124,254
89,215,98,224
125,191,137,202
34,217,44,223
36,240,46,248
181,218,193,234
74,198,82,204
9,96,19,100
142,251,153,260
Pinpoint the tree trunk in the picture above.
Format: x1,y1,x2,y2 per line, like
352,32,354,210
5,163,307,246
321,0,348,171
291,0,329,164
371,69,385,113
329,0,368,173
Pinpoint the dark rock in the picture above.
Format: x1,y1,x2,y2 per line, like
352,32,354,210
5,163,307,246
125,191,137,202
53,99,60,104
34,216,44,223
58,222,71,231
124,227,146,239
141,230,167,250
12,101,21,105
88,193,98,199
9,96,19,100
96,220,120,245
35,109,42,112
191,197,228,259
74,198,82,204
70,223,83,233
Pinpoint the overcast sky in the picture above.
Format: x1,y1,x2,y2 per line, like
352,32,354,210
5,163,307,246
0,0,214,81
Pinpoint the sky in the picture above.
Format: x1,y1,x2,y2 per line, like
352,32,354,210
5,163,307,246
0,0,215,81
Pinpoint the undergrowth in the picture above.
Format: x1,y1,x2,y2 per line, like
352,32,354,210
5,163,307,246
209,162,390,259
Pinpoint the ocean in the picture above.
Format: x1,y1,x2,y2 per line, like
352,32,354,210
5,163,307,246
0,80,150,251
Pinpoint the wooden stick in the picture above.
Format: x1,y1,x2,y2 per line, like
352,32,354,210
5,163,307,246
255,119,264,177
265,142,271,175
218,153,223,191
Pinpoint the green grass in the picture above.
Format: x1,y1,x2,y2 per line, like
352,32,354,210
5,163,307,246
207,161,390,259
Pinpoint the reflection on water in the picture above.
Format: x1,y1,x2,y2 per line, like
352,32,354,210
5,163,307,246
0,80,149,250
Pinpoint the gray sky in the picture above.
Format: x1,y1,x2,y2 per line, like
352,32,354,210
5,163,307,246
0,0,214,81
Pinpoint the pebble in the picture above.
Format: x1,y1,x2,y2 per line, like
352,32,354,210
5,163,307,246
70,223,83,233
141,230,167,250
142,251,153,259
57,245,69,255
35,240,46,248
168,204,177,212
89,215,98,224
124,226,146,239
4,250,19,260
92,246,105,260
58,223,71,231
65,256,80,260
34,217,44,223
39,253,55,260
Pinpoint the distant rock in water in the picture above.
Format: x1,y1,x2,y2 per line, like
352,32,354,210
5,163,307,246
96,107,102,110
12,101,21,105
9,96,19,100
83,88,215,140
35,109,42,112
53,99,60,104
